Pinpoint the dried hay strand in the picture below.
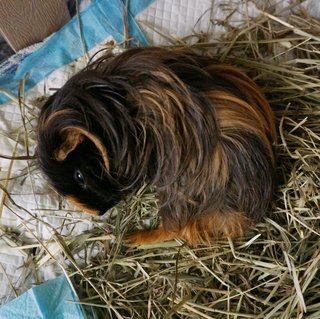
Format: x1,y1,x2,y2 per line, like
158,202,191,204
0,2,319,319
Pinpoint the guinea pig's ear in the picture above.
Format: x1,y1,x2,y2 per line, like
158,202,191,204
54,126,110,170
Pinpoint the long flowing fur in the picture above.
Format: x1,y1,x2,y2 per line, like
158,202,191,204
37,47,276,246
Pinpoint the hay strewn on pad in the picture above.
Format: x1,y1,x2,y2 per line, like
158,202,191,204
1,2,320,318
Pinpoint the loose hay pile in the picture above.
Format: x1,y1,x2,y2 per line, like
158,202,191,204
1,4,320,319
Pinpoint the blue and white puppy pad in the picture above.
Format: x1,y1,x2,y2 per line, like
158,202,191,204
0,275,84,319
0,0,154,105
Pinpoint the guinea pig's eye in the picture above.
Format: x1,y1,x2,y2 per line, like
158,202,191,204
74,170,85,185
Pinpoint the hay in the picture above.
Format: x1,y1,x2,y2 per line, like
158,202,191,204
0,2,320,318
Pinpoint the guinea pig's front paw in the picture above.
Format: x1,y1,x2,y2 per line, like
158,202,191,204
124,227,177,246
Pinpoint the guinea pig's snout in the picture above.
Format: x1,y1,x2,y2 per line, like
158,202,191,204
66,195,100,215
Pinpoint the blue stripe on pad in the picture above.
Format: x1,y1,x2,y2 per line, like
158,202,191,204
0,0,154,105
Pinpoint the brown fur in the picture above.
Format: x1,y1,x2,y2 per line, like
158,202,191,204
66,195,99,215
37,47,276,247
126,211,250,247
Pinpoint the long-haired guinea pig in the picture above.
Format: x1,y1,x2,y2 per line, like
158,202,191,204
37,47,276,247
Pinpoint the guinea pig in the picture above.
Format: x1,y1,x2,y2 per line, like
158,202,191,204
37,47,276,247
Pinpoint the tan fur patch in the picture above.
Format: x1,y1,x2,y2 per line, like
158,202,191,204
179,211,250,247
54,129,85,161
41,109,76,130
209,90,275,163
54,126,110,171
125,228,177,246
205,65,277,143
66,195,99,215
125,211,250,247
212,142,229,187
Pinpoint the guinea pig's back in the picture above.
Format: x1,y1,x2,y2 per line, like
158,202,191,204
150,53,277,230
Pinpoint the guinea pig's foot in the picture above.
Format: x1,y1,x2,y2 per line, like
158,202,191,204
124,227,177,246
